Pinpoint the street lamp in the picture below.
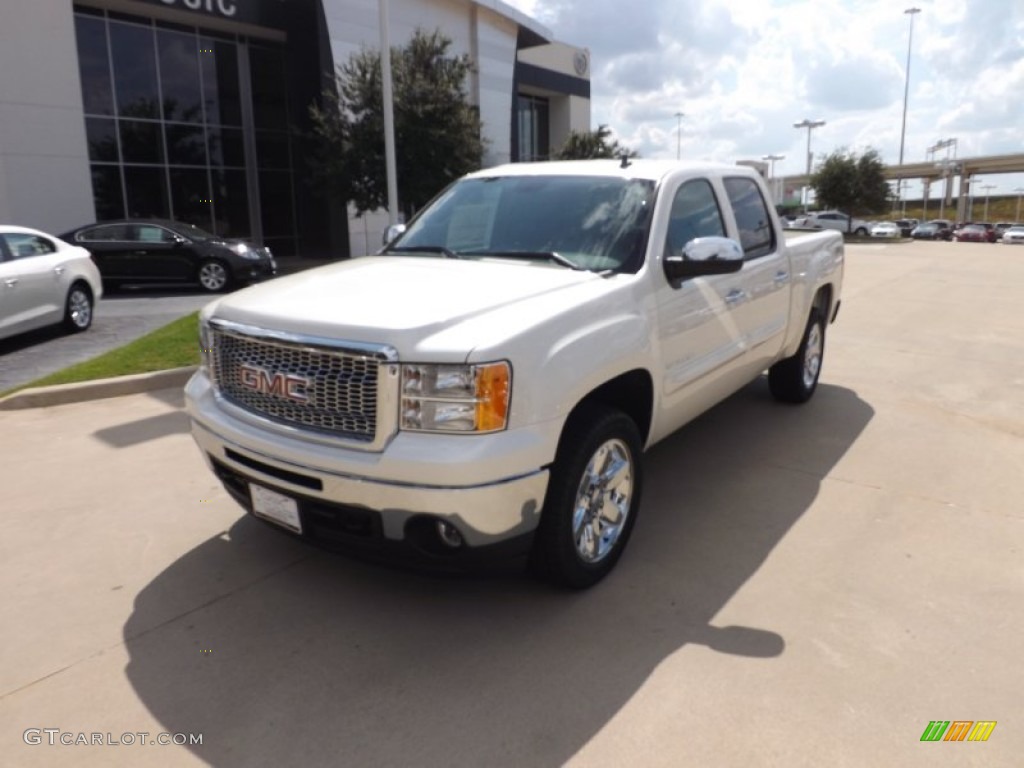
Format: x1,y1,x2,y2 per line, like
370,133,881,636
981,184,996,222
1015,187,1024,221
674,112,685,160
793,118,825,210
762,153,785,202
897,8,921,222
898,8,922,166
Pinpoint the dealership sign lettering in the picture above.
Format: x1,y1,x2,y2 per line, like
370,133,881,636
159,0,238,18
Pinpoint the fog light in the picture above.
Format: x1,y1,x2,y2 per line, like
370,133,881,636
436,520,464,548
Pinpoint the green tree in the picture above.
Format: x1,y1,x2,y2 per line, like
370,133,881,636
810,148,891,230
308,28,485,219
552,124,638,160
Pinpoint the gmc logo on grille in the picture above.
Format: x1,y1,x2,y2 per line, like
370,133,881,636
239,365,310,404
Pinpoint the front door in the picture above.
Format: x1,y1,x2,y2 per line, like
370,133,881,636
653,177,749,437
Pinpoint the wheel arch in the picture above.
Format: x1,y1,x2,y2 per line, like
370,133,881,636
560,368,655,448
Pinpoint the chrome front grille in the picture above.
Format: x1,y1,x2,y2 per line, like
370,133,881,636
210,323,395,443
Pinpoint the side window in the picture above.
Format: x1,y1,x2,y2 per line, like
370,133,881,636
2,234,57,259
723,177,776,259
666,179,726,255
79,225,128,242
132,225,175,243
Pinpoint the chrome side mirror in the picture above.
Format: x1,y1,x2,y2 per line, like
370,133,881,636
382,223,407,246
664,236,745,286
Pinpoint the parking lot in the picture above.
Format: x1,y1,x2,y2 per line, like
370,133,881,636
1,240,1021,767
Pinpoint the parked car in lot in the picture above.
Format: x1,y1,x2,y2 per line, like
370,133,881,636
1001,226,1024,245
58,220,276,293
793,210,870,236
870,221,901,238
0,225,102,340
911,221,953,241
894,218,918,237
953,223,997,243
994,222,1019,239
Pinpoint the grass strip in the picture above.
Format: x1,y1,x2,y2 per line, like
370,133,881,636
1,312,200,397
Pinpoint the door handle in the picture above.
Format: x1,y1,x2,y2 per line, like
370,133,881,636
773,271,789,283
3,278,18,287
54,266,66,276
724,289,746,305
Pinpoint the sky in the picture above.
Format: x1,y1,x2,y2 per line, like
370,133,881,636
503,0,1024,201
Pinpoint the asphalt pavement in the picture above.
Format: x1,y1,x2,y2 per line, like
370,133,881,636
0,240,1021,767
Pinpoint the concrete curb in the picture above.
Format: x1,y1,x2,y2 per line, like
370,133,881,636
0,366,198,411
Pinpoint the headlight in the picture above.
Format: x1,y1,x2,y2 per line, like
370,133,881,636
230,243,260,259
400,362,510,433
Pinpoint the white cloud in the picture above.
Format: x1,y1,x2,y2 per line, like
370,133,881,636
502,0,1024,192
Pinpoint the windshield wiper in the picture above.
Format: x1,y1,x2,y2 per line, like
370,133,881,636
461,250,583,270
384,245,461,259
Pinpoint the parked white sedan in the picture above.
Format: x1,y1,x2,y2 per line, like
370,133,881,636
0,225,102,340
1001,226,1024,245
871,221,901,238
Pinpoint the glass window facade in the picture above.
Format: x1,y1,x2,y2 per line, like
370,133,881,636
73,9,298,254
517,94,549,162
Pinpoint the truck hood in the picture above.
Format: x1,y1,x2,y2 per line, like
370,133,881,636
207,256,617,359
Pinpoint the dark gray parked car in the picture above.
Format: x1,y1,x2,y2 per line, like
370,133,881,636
59,220,276,292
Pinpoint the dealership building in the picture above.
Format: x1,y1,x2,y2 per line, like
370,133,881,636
0,0,590,257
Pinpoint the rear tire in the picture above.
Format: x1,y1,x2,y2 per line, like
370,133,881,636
531,405,643,589
769,308,825,403
854,227,868,236
63,282,93,333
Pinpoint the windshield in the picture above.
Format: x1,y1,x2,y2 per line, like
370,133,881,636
393,175,656,272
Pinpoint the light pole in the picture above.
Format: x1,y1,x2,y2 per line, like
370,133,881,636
793,118,825,210
762,153,785,202
898,8,921,166
1015,187,1024,221
981,184,996,222
897,7,921,222
379,0,399,226
674,112,685,160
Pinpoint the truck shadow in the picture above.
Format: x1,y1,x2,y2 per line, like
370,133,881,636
122,381,872,767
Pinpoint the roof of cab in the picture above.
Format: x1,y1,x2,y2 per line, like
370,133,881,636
464,159,755,184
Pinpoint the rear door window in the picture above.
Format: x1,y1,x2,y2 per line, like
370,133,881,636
1,233,57,259
723,177,776,259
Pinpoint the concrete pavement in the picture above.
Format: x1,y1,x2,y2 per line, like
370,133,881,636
0,240,1021,767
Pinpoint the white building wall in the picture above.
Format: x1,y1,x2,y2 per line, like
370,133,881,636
0,0,95,231
323,0,522,254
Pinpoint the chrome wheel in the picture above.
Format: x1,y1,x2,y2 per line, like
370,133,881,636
198,261,228,292
572,438,634,564
802,320,823,390
68,288,92,329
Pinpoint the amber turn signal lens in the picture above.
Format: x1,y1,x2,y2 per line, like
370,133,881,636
475,362,510,431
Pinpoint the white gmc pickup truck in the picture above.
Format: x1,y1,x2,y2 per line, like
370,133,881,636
185,159,844,587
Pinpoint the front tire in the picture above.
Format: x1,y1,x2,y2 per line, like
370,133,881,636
197,259,230,292
531,406,643,589
769,308,825,403
854,227,868,236
63,282,93,333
